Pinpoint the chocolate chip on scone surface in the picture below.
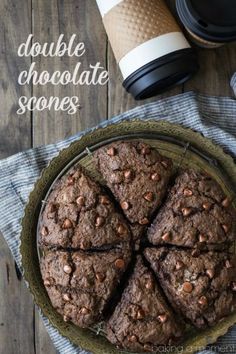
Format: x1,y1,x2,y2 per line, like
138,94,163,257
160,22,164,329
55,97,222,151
41,246,131,328
94,141,173,240
106,256,183,352
148,169,236,250
39,165,131,250
145,247,236,329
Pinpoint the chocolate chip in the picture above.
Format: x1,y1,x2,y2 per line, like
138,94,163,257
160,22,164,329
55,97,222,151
158,314,168,323
124,170,132,179
67,176,75,186
144,344,152,351
225,260,232,269
76,196,85,206
139,217,149,225
162,232,171,242
62,219,73,229
117,224,128,235
63,315,69,322
191,249,200,257
182,282,193,293
176,260,184,270
95,216,105,227
137,308,145,320
96,273,106,282
63,293,71,302
114,258,125,269
128,335,138,343
199,234,207,243
222,224,229,233
183,189,193,196
120,201,130,210
62,193,69,203
161,160,168,169
206,269,215,279
198,296,208,307
41,226,49,236
80,307,90,315
222,197,230,208
231,282,236,291
49,203,57,213
100,195,110,205
43,278,51,286
107,147,116,156
141,146,151,155
202,202,211,210
63,265,72,274
110,173,122,184
144,192,154,202
145,279,154,290
181,207,192,216
150,172,160,181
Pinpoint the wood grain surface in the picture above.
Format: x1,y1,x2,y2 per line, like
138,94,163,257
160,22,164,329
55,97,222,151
0,0,235,353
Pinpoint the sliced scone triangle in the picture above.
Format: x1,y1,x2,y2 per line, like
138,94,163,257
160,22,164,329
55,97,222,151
145,247,236,328
39,165,131,250
41,246,131,328
106,256,183,352
94,141,173,243
148,169,236,250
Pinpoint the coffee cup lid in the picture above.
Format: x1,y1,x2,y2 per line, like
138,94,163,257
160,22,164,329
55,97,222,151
176,0,236,43
123,49,198,100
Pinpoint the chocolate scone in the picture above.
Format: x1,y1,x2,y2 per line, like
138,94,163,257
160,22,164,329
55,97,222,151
106,256,183,352
39,165,131,250
94,141,173,242
145,247,236,329
41,246,131,327
148,169,236,250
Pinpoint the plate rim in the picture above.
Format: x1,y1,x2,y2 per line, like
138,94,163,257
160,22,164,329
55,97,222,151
20,119,236,354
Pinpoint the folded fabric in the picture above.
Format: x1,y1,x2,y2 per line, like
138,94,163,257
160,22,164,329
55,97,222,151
231,73,236,97
0,91,236,354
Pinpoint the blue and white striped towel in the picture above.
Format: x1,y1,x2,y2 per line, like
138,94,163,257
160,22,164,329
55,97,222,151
0,91,236,354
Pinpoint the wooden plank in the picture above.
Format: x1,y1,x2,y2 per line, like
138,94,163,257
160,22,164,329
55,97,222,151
0,238,35,354
32,0,108,147
32,0,108,352
184,43,236,96
0,0,32,156
0,0,35,353
34,312,57,354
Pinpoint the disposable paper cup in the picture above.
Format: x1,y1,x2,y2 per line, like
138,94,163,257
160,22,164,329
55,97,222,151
176,0,236,49
96,0,198,99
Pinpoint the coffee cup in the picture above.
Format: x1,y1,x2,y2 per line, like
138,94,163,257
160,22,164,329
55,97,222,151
176,0,236,49
96,0,198,99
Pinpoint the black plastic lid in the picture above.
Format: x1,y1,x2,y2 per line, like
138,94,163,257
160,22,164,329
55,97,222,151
176,0,236,43
123,48,198,100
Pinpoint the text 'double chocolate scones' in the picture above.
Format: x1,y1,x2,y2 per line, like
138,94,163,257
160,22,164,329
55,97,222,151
94,141,173,242
39,165,131,250
106,256,183,352
145,247,236,328
41,247,131,328
148,169,236,250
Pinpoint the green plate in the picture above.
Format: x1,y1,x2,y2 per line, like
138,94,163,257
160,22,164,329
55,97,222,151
20,120,236,354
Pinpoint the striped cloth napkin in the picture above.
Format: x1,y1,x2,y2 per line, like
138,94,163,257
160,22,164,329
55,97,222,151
0,90,236,354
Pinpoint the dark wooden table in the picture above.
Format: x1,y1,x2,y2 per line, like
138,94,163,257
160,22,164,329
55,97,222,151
0,0,235,353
